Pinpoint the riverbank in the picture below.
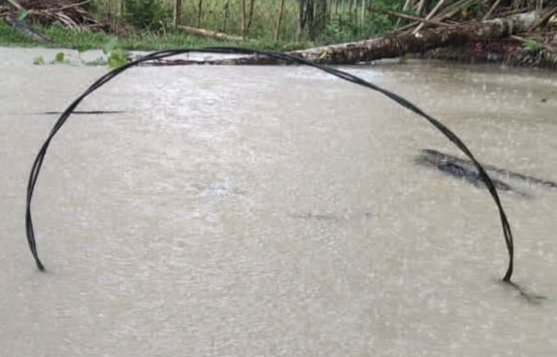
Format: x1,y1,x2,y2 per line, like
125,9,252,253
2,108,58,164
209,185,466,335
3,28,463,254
0,19,310,52
416,33,557,70
2,17,556,70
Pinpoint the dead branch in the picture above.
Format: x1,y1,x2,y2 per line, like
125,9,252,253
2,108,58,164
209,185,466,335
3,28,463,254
435,0,478,21
483,0,502,20
413,0,447,34
511,35,557,53
4,0,24,10
368,6,450,27
528,4,557,32
0,0,131,34
55,0,92,12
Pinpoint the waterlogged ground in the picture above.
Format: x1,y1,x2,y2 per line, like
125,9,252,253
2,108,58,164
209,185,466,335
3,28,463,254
1,47,557,356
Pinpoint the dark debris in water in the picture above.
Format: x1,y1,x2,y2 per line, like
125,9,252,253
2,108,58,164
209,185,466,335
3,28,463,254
42,110,126,115
416,148,557,198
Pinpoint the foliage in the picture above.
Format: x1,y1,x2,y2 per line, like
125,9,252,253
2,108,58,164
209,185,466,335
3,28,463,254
522,39,541,52
122,0,172,31
0,0,434,50
0,17,310,52
323,12,395,43
322,0,397,44
54,52,65,63
94,36,130,67
32,51,68,65
102,36,119,54
33,56,44,65
153,0,400,42
30,37,130,68
0,18,36,45
17,10,29,21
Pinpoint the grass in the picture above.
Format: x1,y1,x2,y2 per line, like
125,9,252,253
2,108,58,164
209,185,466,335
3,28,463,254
0,18,37,46
0,18,311,52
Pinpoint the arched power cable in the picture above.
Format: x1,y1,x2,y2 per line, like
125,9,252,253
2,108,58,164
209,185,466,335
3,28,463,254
25,46,514,284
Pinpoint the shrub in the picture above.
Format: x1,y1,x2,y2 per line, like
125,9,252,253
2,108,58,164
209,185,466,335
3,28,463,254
122,0,171,31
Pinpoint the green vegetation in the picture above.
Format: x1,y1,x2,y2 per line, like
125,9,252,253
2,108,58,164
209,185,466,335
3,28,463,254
0,18,311,52
522,39,542,52
0,0,398,52
4,0,550,63
121,0,171,30
0,18,36,45
93,0,397,42
195,0,396,43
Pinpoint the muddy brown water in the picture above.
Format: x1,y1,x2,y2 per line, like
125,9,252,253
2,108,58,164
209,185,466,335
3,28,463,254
1,47,557,356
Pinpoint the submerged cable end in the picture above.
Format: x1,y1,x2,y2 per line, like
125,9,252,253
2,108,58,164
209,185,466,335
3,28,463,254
35,258,46,272
504,279,547,304
503,255,513,282
503,270,512,283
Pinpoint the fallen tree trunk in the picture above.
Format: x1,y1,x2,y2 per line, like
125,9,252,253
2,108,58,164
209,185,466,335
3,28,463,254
141,11,541,66
174,24,245,42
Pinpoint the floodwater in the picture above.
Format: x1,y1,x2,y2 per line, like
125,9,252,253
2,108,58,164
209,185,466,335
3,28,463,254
1,47,557,356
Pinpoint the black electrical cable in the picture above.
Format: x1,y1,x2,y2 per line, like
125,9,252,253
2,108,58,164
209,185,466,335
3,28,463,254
25,46,514,283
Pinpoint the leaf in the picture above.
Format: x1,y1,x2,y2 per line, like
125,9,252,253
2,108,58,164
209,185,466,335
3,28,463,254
523,39,541,52
54,52,65,63
75,44,93,53
102,37,119,55
107,49,128,68
33,56,44,65
17,10,29,21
